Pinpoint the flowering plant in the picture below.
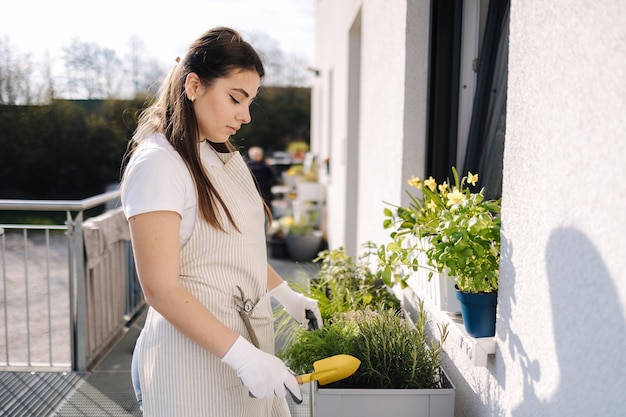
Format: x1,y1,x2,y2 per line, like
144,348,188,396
267,215,293,240
284,163,318,183
379,167,501,294
268,209,320,240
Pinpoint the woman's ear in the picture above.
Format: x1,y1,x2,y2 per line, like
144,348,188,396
184,72,200,102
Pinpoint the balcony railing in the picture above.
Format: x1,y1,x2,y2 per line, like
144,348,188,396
0,191,143,372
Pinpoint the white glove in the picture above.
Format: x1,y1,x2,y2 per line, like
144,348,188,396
221,335,302,403
271,281,323,329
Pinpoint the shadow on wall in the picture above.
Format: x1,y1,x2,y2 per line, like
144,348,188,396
493,232,528,417
506,228,626,416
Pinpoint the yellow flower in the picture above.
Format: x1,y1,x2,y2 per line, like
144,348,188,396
424,176,437,191
438,181,449,196
407,176,423,189
278,216,294,229
468,172,479,186
427,200,437,211
447,189,466,205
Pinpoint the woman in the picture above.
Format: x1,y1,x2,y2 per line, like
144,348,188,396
121,27,321,416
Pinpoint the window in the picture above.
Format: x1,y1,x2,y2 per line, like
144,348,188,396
426,0,510,200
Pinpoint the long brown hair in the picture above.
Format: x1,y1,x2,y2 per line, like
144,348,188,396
125,27,265,232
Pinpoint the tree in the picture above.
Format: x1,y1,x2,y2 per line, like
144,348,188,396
0,32,312,198
127,35,168,97
41,51,57,103
63,39,124,99
0,36,36,105
2,32,309,102
250,32,311,87
0,97,147,199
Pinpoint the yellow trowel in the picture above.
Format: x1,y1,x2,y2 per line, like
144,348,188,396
295,354,361,385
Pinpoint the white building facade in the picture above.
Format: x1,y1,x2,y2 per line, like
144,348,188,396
310,0,626,415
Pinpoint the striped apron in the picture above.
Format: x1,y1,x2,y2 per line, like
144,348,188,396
138,148,290,417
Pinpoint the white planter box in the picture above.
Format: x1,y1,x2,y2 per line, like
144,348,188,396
314,382,455,417
287,382,314,417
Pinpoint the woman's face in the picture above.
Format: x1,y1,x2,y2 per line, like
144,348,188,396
192,69,261,143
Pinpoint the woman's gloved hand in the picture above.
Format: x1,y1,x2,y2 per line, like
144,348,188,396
221,335,302,403
270,281,323,329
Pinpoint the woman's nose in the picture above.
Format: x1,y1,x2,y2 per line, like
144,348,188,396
238,106,252,124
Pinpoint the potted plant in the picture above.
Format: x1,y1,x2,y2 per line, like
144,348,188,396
287,140,310,161
283,209,324,262
266,216,291,259
277,246,455,417
379,167,501,337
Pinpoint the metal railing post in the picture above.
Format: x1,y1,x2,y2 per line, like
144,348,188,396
67,210,87,372
0,228,8,366
22,229,31,366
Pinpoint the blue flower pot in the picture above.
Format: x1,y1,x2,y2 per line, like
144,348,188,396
455,287,497,338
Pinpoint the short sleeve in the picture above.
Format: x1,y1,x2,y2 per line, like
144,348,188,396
121,140,191,219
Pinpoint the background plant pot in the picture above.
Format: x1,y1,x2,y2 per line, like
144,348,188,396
285,231,323,261
267,238,288,259
455,287,497,337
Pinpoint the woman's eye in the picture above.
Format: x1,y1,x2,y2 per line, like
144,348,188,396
229,95,240,104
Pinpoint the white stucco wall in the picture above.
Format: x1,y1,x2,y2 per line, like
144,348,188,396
313,0,430,252
314,0,626,416
498,1,626,415
312,0,359,250
356,1,408,248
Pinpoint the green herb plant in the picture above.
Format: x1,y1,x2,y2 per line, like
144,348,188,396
278,300,449,390
274,244,401,345
287,208,318,236
311,243,401,322
353,303,448,389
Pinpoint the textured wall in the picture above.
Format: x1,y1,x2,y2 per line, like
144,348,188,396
500,1,626,415
313,0,430,251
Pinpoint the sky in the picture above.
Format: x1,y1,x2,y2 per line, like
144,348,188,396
1,0,315,68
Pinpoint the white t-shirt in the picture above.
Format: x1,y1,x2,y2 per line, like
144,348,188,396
121,133,224,246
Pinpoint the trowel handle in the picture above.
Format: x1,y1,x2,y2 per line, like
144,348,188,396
305,309,319,330
295,373,312,384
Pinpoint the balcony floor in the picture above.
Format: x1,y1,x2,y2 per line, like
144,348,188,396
0,315,144,417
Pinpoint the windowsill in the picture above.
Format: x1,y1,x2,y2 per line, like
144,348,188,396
394,284,496,367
